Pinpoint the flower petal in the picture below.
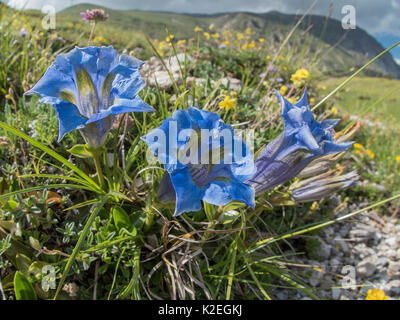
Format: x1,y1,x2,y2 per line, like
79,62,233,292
25,55,76,103
86,96,154,124
109,55,144,100
41,98,87,142
169,168,202,216
202,179,255,208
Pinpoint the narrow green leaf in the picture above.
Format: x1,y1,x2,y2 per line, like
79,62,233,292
19,174,93,189
0,121,101,192
53,197,108,300
0,184,95,200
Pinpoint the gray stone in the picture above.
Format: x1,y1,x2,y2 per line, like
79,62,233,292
165,53,192,73
186,77,208,87
386,249,398,260
349,228,375,242
353,243,375,259
219,77,242,91
357,259,377,278
375,257,389,269
275,291,288,300
387,261,400,277
317,238,331,260
385,280,400,296
147,70,182,89
385,236,398,247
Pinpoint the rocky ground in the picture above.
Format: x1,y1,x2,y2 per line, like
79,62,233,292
140,54,243,91
276,202,400,300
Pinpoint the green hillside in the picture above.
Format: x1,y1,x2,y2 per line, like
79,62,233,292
51,4,400,79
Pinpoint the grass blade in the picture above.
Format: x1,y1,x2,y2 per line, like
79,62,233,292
53,196,108,300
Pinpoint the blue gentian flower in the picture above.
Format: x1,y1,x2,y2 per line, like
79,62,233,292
248,89,354,195
141,107,256,216
291,171,359,203
26,46,154,147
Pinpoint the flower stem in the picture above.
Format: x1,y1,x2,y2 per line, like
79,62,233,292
93,153,106,190
88,22,97,45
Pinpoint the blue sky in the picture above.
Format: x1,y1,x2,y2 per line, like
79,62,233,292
5,0,400,61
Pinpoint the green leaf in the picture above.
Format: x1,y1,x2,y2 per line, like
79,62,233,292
29,236,42,251
108,190,132,202
67,144,93,159
113,206,132,231
204,202,216,221
20,174,93,189
14,271,37,300
0,121,101,192
16,254,32,277
6,199,18,210
0,184,95,200
222,201,247,212
218,210,240,224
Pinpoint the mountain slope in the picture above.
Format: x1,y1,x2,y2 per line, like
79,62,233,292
58,4,400,78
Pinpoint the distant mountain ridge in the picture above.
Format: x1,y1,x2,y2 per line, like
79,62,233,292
58,4,400,79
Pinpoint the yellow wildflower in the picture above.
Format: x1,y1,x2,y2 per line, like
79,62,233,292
310,202,318,211
259,38,265,43
310,97,315,104
177,39,186,46
241,43,248,50
353,143,364,150
237,32,244,40
291,68,310,83
194,26,202,32
93,35,107,44
366,149,375,159
396,155,400,162
248,41,256,49
231,91,238,96
212,33,220,39
166,34,174,42
277,55,284,60
203,32,211,40
331,107,338,115
221,40,230,45
365,289,388,300
209,24,214,31
245,27,252,35
219,95,237,110
279,85,288,96
266,55,271,60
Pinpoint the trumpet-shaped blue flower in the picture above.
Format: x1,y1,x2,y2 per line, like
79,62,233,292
26,46,154,147
248,89,354,195
141,107,256,216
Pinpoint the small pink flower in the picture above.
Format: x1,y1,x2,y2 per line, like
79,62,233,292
80,9,109,22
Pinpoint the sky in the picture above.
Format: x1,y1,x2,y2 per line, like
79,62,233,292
5,0,400,61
